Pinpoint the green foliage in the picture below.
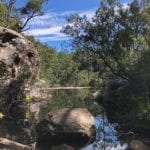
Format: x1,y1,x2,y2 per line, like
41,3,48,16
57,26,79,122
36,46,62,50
26,95,32,103
62,0,147,80
27,36,99,86
0,1,20,30
61,0,150,135
0,3,6,26
21,0,42,14
0,0,47,31
25,95,32,118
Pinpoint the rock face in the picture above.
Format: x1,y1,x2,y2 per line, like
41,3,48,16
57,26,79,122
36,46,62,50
27,86,52,122
36,108,96,149
0,27,39,118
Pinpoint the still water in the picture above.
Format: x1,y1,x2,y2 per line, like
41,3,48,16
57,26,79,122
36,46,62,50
44,89,128,150
0,89,127,149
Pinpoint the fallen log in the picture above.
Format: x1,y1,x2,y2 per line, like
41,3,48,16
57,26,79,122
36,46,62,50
0,138,32,150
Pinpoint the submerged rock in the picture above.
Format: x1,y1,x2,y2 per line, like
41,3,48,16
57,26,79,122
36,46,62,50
36,108,96,149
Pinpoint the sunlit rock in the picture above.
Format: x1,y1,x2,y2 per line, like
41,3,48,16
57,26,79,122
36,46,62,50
0,26,39,119
36,108,96,149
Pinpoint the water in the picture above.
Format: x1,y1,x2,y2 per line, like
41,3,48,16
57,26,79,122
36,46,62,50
0,89,128,149
40,89,102,117
82,117,128,150
42,89,128,149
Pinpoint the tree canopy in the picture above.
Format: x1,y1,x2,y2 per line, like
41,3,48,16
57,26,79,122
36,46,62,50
62,0,148,81
0,0,47,32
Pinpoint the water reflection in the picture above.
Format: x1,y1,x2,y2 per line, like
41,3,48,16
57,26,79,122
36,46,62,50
41,89,128,149
0,89,128,149
82,117,128,150
40,89,102,118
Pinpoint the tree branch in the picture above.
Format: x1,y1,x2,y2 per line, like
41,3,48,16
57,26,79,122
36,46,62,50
20,11,41,32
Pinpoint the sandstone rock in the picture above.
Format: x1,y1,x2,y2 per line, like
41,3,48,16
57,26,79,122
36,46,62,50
36,108,96,149
129,140,149,150
0,27,39,118
0,27,39,87
25,85,52,122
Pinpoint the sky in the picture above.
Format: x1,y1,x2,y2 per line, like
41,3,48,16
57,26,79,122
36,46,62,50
22,0,132,51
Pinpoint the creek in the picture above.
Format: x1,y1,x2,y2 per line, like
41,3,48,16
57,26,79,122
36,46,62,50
42,89,128,150
0,89,128,149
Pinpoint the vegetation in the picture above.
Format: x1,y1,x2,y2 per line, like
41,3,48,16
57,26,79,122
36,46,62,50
0,0,47,32
63,0,147,80
27,36,100,86
0,0,150,145
62,0,150,136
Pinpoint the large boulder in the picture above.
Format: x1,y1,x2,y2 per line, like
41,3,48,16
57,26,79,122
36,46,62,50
36,108,96,149
0,27,39,118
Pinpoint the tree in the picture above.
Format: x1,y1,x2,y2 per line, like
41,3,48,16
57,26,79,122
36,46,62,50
0,2,6,26
19,0,48,31
0,0,47,32
62,0,148,80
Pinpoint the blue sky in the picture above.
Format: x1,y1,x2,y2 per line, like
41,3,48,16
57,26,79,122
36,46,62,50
22,0,132,50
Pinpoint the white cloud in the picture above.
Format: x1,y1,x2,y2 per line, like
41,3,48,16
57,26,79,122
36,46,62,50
25,26,63,36
23,9,96,42
38,35,71,42
23,2,129,43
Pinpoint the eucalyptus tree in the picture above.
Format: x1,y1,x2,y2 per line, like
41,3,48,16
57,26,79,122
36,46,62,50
0,0,48,32
62,0,148,80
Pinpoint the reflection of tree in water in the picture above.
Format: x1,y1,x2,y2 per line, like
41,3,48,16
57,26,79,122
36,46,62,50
40,89,128,149
40,89,102,118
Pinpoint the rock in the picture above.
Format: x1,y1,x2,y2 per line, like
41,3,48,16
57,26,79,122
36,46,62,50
51,144,75,150
27,86,52,122
25,85,52,122
0,27,39,87
0,27,39,118
36,108,96,149
129,140,149,150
